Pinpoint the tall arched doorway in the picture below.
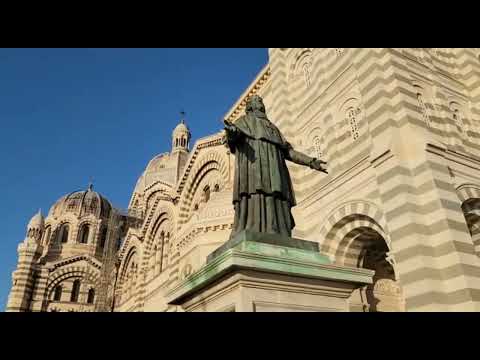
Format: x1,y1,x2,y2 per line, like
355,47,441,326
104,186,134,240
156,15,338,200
324,213,405,312
461,198,480,257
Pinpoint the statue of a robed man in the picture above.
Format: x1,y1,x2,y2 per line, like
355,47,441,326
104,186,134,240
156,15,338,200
223,95,327,239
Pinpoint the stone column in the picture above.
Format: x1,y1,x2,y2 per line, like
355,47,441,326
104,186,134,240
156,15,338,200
6,240,41,312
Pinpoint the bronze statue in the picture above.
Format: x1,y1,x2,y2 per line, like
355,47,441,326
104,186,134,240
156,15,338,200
223,95,327,239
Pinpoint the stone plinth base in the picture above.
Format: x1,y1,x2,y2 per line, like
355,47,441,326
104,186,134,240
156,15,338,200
166,235,374,312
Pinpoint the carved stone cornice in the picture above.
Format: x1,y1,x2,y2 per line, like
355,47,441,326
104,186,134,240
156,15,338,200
48,254,103,272
224,65,271,123
175,133,225,195
426,142,480,170
176,222,232,252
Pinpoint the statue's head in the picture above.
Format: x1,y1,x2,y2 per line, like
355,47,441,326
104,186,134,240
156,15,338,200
246,95,266,114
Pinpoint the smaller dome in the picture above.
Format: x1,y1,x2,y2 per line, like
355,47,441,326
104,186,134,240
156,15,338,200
48,185,112,219
173,120,190,134
28,210,44,230
172,119,191,152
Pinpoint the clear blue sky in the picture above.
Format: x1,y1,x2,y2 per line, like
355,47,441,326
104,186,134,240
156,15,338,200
0,48,268,310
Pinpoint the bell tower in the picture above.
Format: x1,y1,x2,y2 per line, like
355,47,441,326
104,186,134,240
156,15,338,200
172,112,191,153
171,112,191,184
6,210,44,312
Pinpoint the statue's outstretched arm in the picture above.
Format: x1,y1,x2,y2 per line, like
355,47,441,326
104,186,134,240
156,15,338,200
222,119,243,153
285,144,328,174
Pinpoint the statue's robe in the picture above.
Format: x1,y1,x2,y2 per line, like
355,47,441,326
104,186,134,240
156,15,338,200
226,112,296,238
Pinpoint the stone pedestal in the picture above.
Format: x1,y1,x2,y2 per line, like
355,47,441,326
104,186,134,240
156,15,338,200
166,232,374,312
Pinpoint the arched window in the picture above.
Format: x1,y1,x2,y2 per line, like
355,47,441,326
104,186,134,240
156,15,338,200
79,224,90,244
53,285,62,301
416,92,431,127
44,226,51,245
59,224,69,243
150,244,157,272
450,102,466,137
70,280,80,302
99,227,107,248
203,185,211,203
157,232,165,274
302,62,312,88
313,136,323,158
87,289,95,304
453,108,464,134
347,108,360,140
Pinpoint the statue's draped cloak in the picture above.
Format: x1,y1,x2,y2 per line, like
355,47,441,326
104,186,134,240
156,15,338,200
227,113,297,237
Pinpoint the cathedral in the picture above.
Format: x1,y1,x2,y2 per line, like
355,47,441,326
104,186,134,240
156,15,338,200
7,48,480,312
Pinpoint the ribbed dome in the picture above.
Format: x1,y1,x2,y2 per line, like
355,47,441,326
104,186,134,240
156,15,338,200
48,185,112,219
132,153,174,195
173,120,189,134
28,210,44,230
145,153,169,173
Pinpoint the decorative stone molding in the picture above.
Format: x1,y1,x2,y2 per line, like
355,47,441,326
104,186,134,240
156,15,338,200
373,279,402,296
49,254,103,271
224,65,271,123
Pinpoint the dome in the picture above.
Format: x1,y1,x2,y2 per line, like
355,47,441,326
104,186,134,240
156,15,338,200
28,210,44,230
173,120,190,135
48,185,112,219
132,153,174,196
145,153,170,173
172,119,191,152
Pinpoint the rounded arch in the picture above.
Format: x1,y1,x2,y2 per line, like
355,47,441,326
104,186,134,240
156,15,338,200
141,211,172,277
117,231,142,264
333,221,388,267
56,222,71,244
178,151,229,226
145,189,169,210
320,202,403,311
77,222,93,244
338,96,361,115
188,170,224,218
142,202,175,238
456,183,480,255
98,226,108,249
87,288,95,304
289,49,313,78
143,181,173,208
447,99,470,139
323,214,389,265
305,126,325,154
53,284,62,301
456,183,480,203
46,267,100,300
411,82,435,128
118,246,139,303
119,246,138,283
43,225,52,245
319,200,389,257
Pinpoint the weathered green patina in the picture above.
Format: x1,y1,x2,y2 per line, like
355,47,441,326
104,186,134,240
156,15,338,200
166,236,374,306
207,230,320,262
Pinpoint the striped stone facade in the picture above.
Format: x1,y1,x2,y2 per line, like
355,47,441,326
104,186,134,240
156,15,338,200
260,48,480,311
8,48,480,312
6,188,110,312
